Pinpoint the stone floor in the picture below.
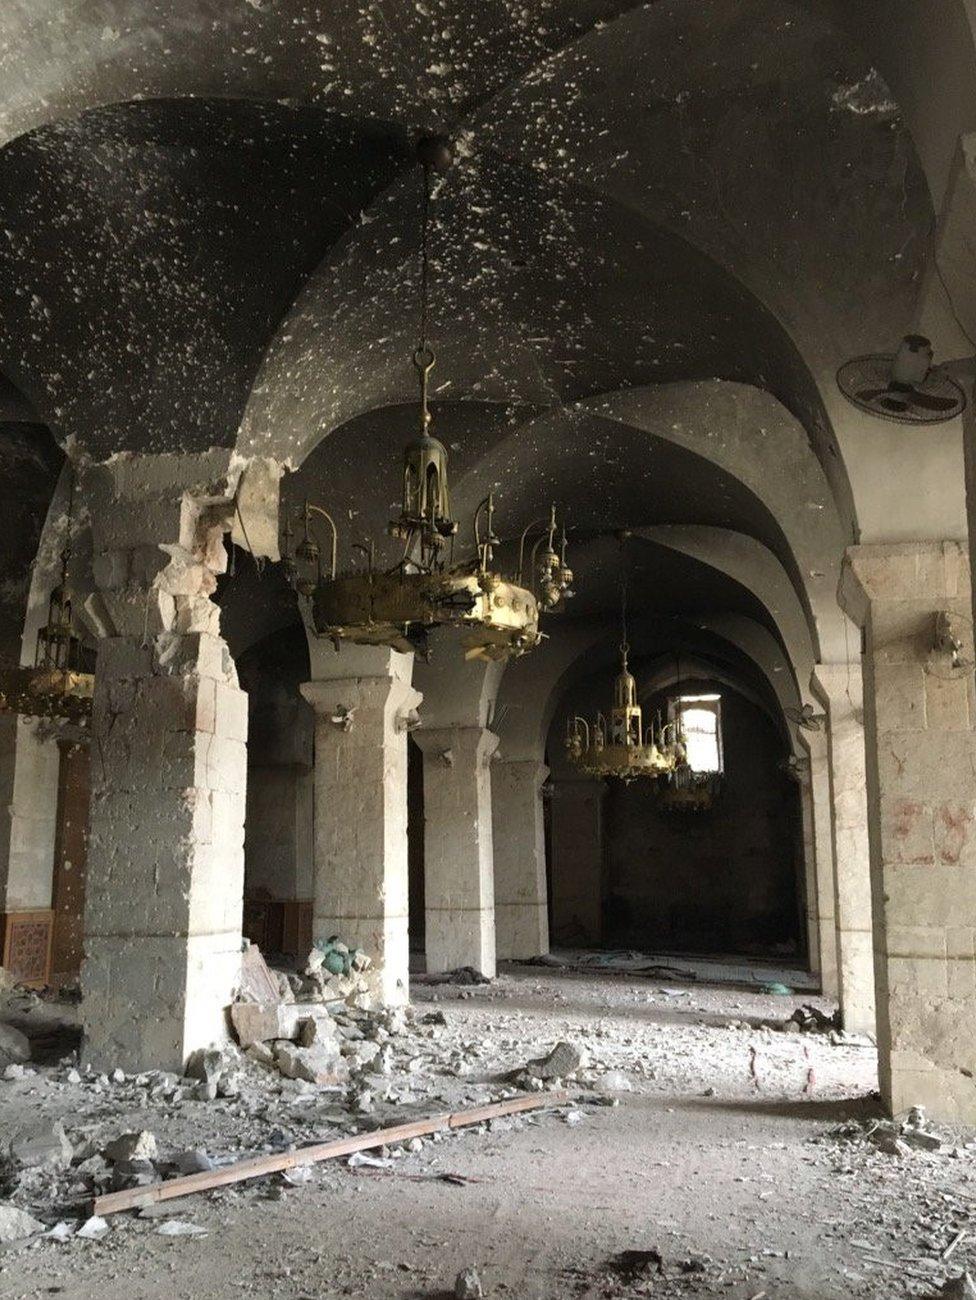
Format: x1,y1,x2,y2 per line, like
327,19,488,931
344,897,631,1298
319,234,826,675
0,962,973,1299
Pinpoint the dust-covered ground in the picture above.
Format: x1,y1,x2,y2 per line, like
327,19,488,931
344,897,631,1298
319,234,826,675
0,960,973,1300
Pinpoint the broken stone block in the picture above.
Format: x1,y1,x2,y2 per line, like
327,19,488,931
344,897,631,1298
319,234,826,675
275,1042,348,1086
231,1002,294,1047
871,1131,912,1157
245,1042,275,1067
230,1001,339,1048
902,1129,944,1152
185,1048,223,1084
171,1149,216,1174
455,1267,484,1299
0,1022,30,1066
521,1041,583,1081
103,1130,158,1164
344,1039,381,1068
111,1159,157,1190
9,1119,73,1168
369,1043,395,1076
0,1203,44,1243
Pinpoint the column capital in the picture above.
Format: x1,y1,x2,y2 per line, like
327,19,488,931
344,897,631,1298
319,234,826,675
300,675,422,725
493,756,550,786
414,724,499,766
840,541,969,627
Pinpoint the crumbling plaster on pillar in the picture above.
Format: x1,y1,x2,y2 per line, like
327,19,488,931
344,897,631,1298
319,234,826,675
80,453,249,1072
811,660,877,1036
840,540,976,1122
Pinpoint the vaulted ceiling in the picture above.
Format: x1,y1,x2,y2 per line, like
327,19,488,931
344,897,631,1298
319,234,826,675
0,0,970,711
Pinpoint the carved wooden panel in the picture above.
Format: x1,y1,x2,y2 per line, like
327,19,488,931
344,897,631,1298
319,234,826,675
1,910,53,987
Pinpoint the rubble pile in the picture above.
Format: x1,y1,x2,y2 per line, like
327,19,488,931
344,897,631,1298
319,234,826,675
829,1105,971,1159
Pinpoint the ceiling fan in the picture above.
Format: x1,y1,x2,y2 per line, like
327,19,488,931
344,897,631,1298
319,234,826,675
785,702,825,732
836,334,966,425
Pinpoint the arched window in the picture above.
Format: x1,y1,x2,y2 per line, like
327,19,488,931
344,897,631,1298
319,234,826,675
670,693,723,773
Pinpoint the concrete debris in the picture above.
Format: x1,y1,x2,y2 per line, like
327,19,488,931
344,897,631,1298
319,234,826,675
156,1219,208,1237
591,1070,633,1094
170,1149,216,1174
244,1042,275,1067
0,1203,44,1243
238,942,281,1005
230,1001,341,1048
455,1266,485,1299
103,1130,158,1164
424,967,491,986
0,1022,31,1067
833,1104,953,1158
274,1042,348,1086
8,1119,73,1168
782,1004,839,1034
76,1216,109,1240
348,1151,393,1170
927,1275,976,1300
516,1040,583,1083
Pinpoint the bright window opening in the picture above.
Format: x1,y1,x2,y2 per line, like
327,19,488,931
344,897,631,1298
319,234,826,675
671,694,723,773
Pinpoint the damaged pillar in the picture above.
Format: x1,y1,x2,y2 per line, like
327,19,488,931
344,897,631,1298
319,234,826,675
492,758,550,960
549,775,605,945
799,730,840,998
300,644,420,1006
812,663,876,1035
841,541,976,1122
80,453,248,1072
413,636,503,978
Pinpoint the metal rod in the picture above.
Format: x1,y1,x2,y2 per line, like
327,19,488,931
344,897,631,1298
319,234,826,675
304,503,338,580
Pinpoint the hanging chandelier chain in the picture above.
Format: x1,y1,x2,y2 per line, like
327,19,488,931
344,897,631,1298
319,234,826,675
419,162,431,359
414,162,436,429
61,463,77,584
620,568,629,659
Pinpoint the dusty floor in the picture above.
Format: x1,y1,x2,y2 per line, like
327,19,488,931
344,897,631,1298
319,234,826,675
0,961,973,1300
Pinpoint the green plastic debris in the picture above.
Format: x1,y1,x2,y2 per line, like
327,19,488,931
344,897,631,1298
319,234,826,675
760,981,793,996
310,935,371,978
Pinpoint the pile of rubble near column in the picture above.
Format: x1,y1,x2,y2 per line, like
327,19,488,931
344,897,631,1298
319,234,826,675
230,936,400,1090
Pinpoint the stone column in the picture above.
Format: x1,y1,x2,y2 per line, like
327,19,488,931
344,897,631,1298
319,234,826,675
800,730,840,997
796,763,821,978
413,634,504,978
0,716,60,915
414,725,498,977
80,453,248,1072
549,775,605,945
493,758,550,961
812,663,877,1035
300,643,420,1006
841,541,976,1122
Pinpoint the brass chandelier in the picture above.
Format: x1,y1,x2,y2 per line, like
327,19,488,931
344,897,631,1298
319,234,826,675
0,468,94,723
565,559,681,782
281,136,572,661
